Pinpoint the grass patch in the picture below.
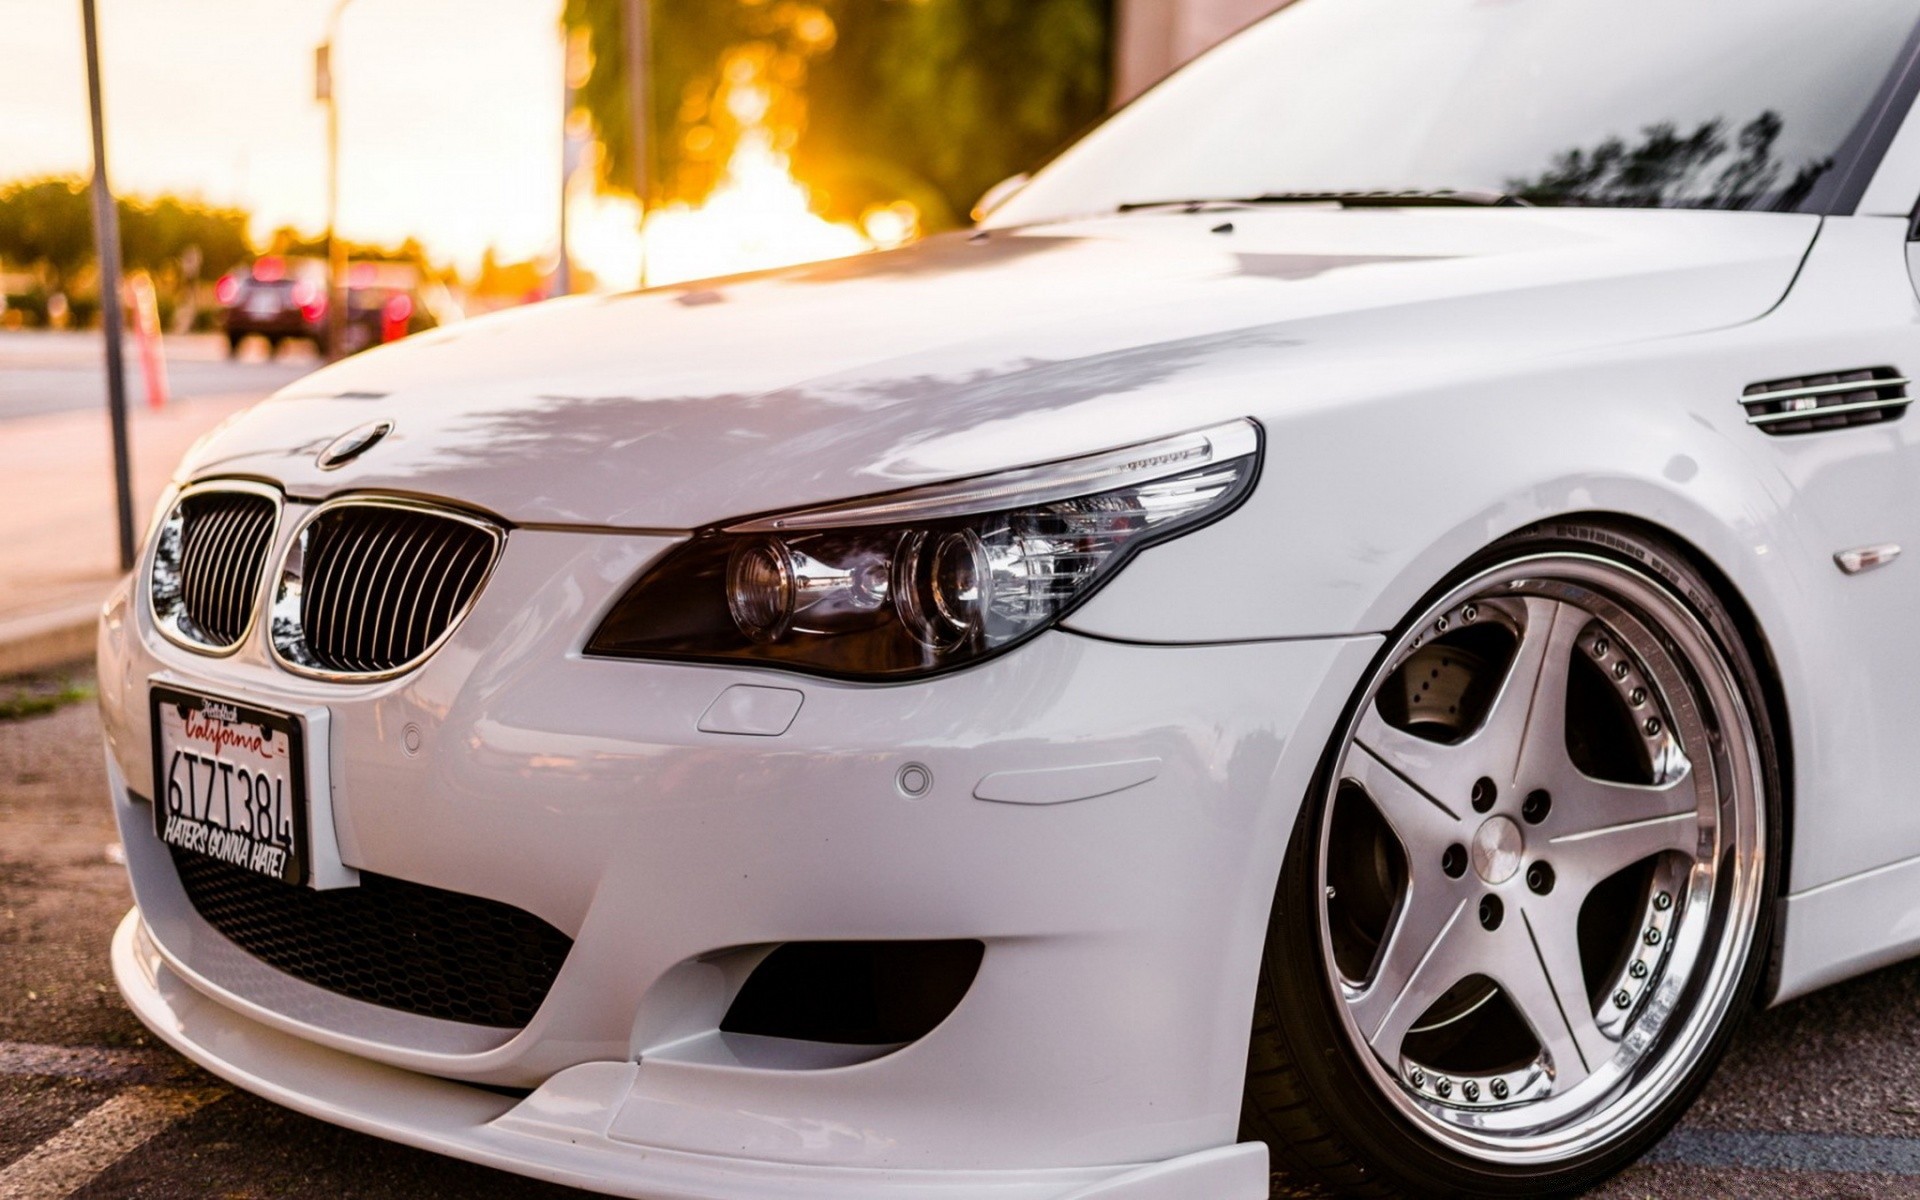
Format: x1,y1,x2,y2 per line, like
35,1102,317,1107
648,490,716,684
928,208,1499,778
0,676,95,722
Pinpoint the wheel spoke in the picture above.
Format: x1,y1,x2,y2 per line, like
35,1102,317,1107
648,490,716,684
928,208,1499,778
1343,738,1466,853
1543,764,1700,887
1348,885,1476,1059
1548,804,1700,893
1475,597,1586,787
1558,769,1697,825
1354,699,1475,801
1503,907,1613,1091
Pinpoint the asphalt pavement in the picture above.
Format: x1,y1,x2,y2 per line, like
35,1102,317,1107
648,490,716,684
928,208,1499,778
7,673,1920,1197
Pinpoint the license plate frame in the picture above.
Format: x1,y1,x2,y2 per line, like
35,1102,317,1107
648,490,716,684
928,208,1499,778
150,683,311,887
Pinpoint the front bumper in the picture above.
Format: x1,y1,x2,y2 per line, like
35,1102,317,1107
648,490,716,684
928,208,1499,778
100,520,1379,1196
115,910,1264,1199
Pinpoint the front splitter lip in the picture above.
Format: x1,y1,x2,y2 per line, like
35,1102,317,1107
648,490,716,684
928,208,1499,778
112,909,1269,1200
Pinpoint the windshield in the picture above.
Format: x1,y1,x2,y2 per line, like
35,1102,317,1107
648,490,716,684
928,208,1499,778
993,0,1920,223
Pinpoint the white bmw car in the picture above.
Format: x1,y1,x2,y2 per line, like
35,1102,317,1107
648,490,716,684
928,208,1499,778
97,0,1920,1195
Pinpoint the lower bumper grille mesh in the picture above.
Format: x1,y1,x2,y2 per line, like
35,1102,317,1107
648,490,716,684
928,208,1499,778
169,847,572,1028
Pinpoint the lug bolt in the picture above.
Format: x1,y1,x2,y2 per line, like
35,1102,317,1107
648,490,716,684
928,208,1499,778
1472,777,1497,813
1614,660,1631,680
1491,1079,1510,1100
1436,616,1450,633
1410,1067,1426,1087
1522,789,1552,824
1463,1080,1480,1102
1630,687,1647,706
1644,927,1662,947
1593,637,1611,657
1614,989,1633,1010
1644,717,1663,737
1436,1078,1453,1098
1480,895,1504,931
1463,604,1479,623
1654,890,1673,912
1527,861,1555,895
1443,844,1468,878
1630,960,1649,979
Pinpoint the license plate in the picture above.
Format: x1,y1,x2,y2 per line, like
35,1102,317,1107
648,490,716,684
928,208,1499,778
245,296,280,317
151,685,309,886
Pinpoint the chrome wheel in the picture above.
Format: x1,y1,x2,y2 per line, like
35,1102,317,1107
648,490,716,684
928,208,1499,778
1316,553,1766,1164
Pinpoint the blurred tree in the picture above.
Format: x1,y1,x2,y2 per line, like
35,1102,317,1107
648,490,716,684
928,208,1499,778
0,180,94,295
563,0,1112,230
472,246,559,305
0,178,250,300
802,0,1112,228
121,195,251,281
262,228,449,286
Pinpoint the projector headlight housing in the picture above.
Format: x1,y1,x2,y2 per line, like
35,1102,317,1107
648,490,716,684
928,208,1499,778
585,419,1261,681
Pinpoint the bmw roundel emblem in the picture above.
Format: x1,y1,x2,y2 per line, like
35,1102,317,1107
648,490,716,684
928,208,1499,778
317,420,393,470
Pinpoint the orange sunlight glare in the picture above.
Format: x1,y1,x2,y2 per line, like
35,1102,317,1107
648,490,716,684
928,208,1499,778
569,77,914,290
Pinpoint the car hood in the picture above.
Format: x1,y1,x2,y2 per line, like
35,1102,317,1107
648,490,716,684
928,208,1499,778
183,206,1819,528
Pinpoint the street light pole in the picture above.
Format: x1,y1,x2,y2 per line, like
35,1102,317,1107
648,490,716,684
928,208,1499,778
318,0,354,360
556,33,575,299
625,0,651,288
80,0,136,572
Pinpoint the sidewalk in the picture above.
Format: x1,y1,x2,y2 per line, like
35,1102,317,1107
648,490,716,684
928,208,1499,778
0,396,262,675
0,331,316,675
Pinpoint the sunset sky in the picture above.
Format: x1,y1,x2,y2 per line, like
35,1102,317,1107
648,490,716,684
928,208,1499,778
2,0,570,274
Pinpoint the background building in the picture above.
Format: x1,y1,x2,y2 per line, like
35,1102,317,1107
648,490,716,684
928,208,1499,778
1114,0,1292,104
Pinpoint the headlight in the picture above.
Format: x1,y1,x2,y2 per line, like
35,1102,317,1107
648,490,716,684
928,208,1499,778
586,419,1261,680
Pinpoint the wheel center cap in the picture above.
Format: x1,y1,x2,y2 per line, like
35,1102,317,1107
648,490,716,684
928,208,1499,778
1472,815,1524,885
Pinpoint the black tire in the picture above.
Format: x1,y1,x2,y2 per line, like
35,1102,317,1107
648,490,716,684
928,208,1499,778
1242,518,1783,1198
226,332,243,358
266,334,285,358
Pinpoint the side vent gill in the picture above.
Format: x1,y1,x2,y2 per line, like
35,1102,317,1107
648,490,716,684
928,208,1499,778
1741,368,1910,435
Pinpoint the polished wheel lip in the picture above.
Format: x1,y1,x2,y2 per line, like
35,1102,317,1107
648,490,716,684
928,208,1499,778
147,478,285,659
1314,552,1766,1166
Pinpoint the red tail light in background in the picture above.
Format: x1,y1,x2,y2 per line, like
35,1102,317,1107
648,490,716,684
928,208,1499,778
215,275,240,306
291,281,327,323
252,256,286,283
382,293,414,343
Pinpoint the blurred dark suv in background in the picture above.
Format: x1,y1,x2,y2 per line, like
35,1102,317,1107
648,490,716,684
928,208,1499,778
217,256,326,355
218,256,442,357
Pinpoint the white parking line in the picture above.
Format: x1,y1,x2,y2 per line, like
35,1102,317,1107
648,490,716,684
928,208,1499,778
0,1085,225,1199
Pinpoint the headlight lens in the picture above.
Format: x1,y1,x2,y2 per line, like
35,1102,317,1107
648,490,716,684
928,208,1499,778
586,419,1260,680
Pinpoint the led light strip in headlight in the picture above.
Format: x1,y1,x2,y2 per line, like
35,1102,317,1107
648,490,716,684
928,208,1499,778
586,419,1261,680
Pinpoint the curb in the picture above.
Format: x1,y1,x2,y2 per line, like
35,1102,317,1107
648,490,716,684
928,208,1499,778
0,603,99,678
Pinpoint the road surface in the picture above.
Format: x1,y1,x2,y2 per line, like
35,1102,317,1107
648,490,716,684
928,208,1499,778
0,330,316,422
